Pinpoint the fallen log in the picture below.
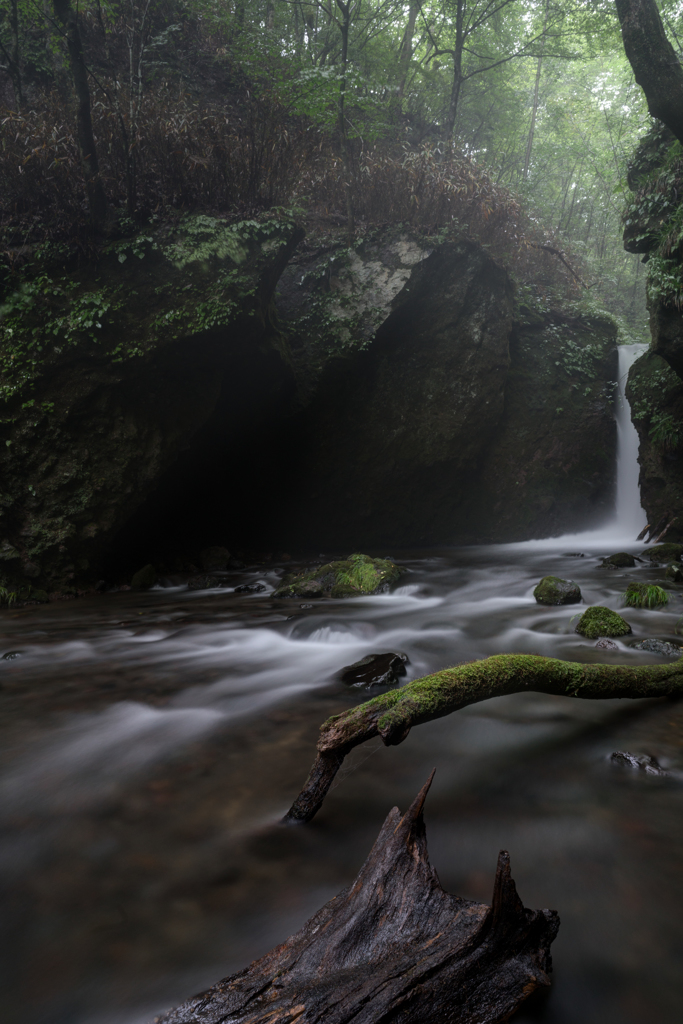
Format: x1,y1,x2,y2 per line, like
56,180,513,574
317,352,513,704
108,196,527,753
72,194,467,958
286,653,683,823
155,773,560,1024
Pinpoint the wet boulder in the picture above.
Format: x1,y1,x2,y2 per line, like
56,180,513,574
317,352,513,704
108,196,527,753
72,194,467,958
200,546,231,571
340,652,409,688
644,543,683,563
274,554,405,599
575,606,632,639
131,564,157,589
600,552,635,569
632,638,682,657
611,751,670,775
666,563,683,582
234,582,266,593
595,638,619,650
533,576,581,605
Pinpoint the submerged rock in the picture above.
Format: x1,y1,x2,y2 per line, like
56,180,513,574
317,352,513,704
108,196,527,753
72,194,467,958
234,583,266,593
644,543,683,563
274,554,405,599
200,546,231,571
595,638,619,650
632,638,682,657
611,751,670,776
575,606,632,639
340,652,409,688
131,564,157,590
600,552,635,568
533,576,581,605
187,573,227,591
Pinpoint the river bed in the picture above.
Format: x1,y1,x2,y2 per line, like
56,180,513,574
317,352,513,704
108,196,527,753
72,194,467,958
1,538,682,1024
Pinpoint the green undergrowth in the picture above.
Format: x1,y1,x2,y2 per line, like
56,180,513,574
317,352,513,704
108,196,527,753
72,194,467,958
623,582,669,609
0,211,300,405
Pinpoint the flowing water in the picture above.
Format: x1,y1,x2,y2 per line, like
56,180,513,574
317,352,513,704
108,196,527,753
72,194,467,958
2,344,683,1024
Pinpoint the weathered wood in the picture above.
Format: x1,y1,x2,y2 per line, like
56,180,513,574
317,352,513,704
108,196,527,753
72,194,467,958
156,774,559,1024
286,653,683,823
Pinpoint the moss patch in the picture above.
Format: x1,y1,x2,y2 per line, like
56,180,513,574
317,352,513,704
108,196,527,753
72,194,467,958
274,553,405,598
575,605,632,639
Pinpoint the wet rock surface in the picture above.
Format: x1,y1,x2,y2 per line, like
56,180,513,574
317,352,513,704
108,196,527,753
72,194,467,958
632,639,683,657
131,564,158,590
575,606,632,639
533,575,582,605
339,652,409,688
645,543,683,563
595,638,619,650
610,751,670,776
187,574,229,591
601,552,636,568
666,563,683,582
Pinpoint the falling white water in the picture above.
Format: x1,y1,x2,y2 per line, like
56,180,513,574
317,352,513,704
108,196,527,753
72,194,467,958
614,343,648,536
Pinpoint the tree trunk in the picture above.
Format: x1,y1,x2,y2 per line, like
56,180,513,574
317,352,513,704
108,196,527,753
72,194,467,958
158,774,559,1024
53,0,107,228
445,2,465,139
336,0,354,243
522,0,548,180
397,0,419,101
285,653,683,823
615,0,683,146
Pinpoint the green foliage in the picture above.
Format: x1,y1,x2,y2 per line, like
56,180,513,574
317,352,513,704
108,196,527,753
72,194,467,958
0,586,18,607
622,583,669,609
337,554,385,592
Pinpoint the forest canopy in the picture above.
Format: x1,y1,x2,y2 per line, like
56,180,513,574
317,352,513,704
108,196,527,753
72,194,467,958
2,0,682,329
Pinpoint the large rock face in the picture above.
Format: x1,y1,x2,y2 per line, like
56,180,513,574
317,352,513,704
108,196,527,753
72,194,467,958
626,349,683,540
273,247,617,547
0,221,618,592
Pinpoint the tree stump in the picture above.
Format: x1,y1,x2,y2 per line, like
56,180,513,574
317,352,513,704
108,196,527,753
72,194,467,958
156,773,559,1024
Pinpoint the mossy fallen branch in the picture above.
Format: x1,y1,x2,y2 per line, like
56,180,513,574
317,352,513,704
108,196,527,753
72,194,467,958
284,653,683,823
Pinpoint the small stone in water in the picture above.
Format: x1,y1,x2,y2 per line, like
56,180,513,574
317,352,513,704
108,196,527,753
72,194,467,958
595,638,618,650
533,575,581,605
611,751,670,776
340,652,408,688
632,638,683,657
2,650,23,661
600,552,635,569
234,583,266,594
300,603,313,609
562,552,585,557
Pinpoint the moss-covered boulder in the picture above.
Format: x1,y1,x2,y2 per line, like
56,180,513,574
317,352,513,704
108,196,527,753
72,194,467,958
645,543,683,563
601,552,636,568
533,576,581,605
575,606,632,639
274,554,405,599
666,563,683,582
131,563,157,589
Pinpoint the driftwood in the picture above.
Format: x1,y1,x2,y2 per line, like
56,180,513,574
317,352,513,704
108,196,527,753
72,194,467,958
286,653,683,823
156,773,559,1024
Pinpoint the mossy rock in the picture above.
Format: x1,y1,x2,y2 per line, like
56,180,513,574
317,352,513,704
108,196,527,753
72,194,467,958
533,576,581,605
645,544,683,563
575,605,632,639
666,563,683,582
600,552,635,569
131,563,157,589
274,553,405,599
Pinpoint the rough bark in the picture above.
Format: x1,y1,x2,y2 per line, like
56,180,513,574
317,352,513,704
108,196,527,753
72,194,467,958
53,0,107,227
157,774,560,1024
615,0,683,146
286,653,683,823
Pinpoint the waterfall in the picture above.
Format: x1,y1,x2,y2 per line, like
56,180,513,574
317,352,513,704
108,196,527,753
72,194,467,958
613,343,647,537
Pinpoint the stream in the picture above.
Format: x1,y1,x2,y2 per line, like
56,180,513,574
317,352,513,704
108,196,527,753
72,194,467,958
2,345,683,1024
